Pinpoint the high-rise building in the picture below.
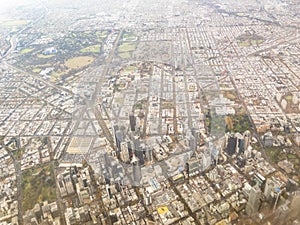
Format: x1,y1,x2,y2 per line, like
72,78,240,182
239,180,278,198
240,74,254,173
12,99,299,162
135,142,145,165
246,184,261,216
113,125,121,151
264,176,285,211
209,142,219,164
226,133,237,155
145,146,153,162
235,133,245,154
131,154,142,186
115,130,123,152
127,140,134,158
243,130,251,151
120,141,130,163
202,151,211,171
187,134,196,152
191,128,202,145
129,114,136,132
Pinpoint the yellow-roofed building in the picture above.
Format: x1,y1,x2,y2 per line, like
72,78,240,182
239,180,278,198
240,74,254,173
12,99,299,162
157,206,169,215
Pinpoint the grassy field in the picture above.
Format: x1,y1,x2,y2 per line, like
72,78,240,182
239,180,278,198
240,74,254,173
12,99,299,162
284,95,293,101
122,32,138,41
238,39,264,47
20,48,34,55
65,56,94,69
22,164,56,211
32,68,41,73
251,40,264,45
238,41,251,47
50,71,66,82
124,65,137,73
118,42,136,52
96,30,108,41
119,52,131,59
265,147,282,162
80,44,101,53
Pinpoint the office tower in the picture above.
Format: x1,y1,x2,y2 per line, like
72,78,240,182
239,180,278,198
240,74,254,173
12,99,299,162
135,141,144,165
264,177,275,201
145,146,153,162
113,125,124,153
115,130,123,152
235,133,245,154
129,114,136,132
127,140,135,159
226,133,237,155
186,132,196,152
209,142,219,164
243,130,251,151
263,176,285,212
246,184,261,216
109,161,118,179
202,150,211,171
131,154,141,186
120,141,130,163
185,162,190,180
191,127,201,145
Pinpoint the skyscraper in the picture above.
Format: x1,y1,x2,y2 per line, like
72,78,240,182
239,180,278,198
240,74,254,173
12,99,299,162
226,134,237,155
246,184,261,216
191,127,202,145
202,151,211,171
145,146,153,162
120,141,130,163
186,133,196,152
235,133,245,154
243,130,251,151
131,154,142,186
115,130,123,153
129,114,136,132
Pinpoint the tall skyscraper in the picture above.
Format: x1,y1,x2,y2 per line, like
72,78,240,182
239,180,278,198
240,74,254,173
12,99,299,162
209,142,219,164
186,133,196,152
145,146,153,162
243,130,251,151
120,141,130,163
235,133,245,154
129,114,136,132
226,134,237,155
127,140,135,159
131,154,142,186
191,127,202,145
202,151,211,171
115,130,123,153
135,140,144,165
246,184,261,216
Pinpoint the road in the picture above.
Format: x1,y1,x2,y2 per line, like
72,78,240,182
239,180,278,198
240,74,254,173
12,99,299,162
4,62,75,96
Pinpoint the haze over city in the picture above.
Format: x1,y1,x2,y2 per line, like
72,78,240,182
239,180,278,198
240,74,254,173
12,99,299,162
0,0,299,225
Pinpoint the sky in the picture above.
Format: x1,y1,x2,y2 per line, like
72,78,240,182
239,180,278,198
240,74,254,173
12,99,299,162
0,0,39,13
